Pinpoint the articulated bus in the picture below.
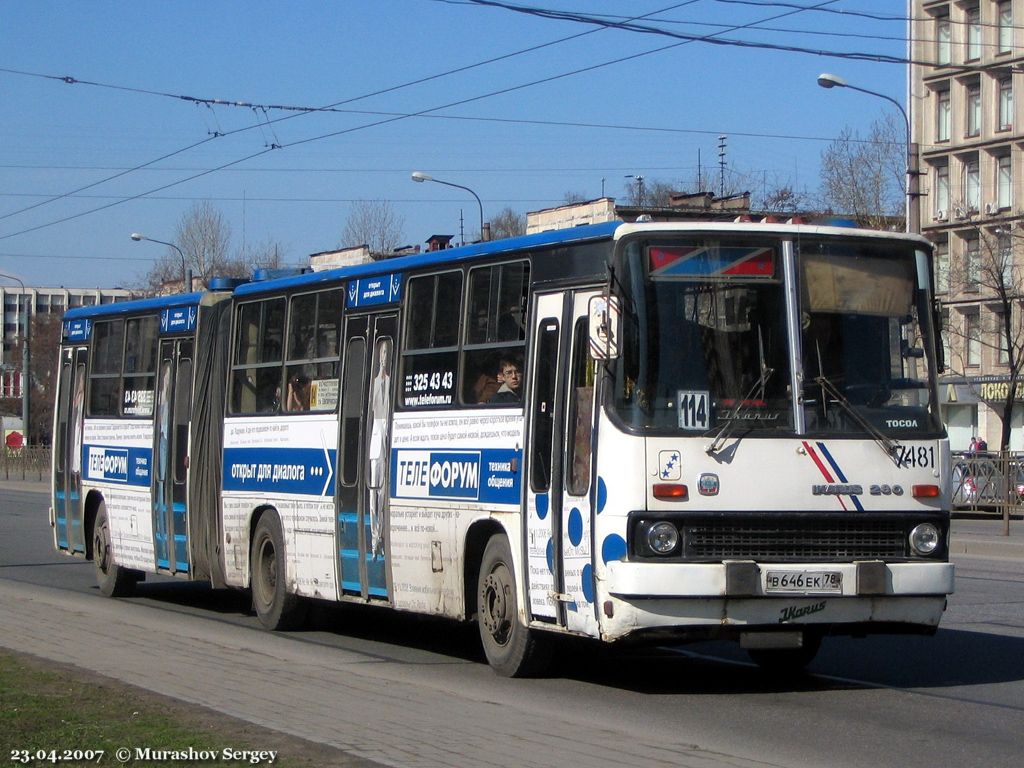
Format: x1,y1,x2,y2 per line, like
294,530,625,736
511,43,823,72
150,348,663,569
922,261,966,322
51,220,954,676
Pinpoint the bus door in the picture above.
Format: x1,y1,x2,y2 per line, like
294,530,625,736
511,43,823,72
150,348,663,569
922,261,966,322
337,312,396,601
525,290,599,633
152,338,193,574
53,347,88,554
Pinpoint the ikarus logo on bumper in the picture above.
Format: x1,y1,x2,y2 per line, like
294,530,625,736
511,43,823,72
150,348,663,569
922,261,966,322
394,450,481,500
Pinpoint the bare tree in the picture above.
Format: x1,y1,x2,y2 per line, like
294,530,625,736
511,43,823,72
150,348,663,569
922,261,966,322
488,207,526,239
218,237,287,278
944,227,1024,450
819,113,905,230
760,184,811,214
341,200,405,258
563,191,589,203
1,313,63,445
143,202,232,291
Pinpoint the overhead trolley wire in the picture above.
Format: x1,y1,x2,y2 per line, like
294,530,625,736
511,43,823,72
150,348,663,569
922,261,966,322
1,0,835,242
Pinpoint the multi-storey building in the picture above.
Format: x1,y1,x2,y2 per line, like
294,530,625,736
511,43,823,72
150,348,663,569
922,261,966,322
1,285,134,397
912,0,1023,449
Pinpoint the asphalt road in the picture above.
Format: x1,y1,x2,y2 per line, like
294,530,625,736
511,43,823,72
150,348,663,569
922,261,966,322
1,485,1022,768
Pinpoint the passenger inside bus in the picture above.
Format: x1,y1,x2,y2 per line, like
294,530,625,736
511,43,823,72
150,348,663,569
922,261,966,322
287,374,311,411
490,357,523,403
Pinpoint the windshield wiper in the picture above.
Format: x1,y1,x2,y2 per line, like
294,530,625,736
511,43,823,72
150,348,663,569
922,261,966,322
706,365,774,456
814,374,902,466
707,325,774,456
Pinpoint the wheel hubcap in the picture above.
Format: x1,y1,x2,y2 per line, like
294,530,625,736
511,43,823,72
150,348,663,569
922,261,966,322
481,566,512,645
94,526,110,572
257,537,276,603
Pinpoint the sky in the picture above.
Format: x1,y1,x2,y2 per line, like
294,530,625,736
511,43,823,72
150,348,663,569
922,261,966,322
0,0,909,290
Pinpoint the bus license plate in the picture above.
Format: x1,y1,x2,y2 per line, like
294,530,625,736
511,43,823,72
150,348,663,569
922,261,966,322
765,571,842,594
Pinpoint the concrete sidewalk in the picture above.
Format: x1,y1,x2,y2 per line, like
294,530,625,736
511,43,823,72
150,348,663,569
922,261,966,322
5,478,1021,560
949,516,1024,559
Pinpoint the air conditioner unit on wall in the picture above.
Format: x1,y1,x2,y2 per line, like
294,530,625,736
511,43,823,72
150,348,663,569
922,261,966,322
935,209,948,221
985,202,999,215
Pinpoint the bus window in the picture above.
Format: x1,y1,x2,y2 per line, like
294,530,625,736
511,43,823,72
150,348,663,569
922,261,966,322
230,298,286,414
285,288,342,412
341,338,366,486
531,320,559,491
401,271,463,409
566,318,594,496
123,316,159,417
462,261,529,405
88,319,124,416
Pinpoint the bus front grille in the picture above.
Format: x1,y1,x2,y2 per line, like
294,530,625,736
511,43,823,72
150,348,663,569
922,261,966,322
681,517,910,561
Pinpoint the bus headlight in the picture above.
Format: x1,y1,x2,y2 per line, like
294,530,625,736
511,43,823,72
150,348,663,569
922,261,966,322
646,521,680,555
909,523,940,556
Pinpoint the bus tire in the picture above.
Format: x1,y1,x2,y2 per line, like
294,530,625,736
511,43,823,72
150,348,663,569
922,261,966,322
250,511,306,631
747,633,822,674
93,502,139,598
477,535,551,677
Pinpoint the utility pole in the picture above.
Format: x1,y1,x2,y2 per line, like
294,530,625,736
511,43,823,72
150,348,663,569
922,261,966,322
718,135,727,197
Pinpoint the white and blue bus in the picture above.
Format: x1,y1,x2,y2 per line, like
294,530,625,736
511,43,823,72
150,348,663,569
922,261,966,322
52,220,954,676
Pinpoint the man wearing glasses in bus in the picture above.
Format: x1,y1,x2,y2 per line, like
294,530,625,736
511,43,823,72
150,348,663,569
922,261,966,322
490,357,522,404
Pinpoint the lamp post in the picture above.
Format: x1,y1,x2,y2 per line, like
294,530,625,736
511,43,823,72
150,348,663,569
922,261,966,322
130,232,193,291
0,272,30,446
817,72,920,234
411,172,487,242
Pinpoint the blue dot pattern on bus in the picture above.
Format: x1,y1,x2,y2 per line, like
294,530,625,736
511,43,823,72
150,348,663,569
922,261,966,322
596,476,607,513
582,563,594,603
568,507,583,546
546,537,553,572
602,534,627,564
536,492,549,520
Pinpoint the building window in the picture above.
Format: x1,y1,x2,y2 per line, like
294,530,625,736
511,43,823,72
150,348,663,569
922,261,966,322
935,163,951,216
936,238,950,293
998,229,1014,285
966,310,982,366
966,81,981,137
965,234,981,291
999,76,1013,130
964,156,981,212
937,13,952,65
937,87,951,142
966,6,982,61
996,310,1010,365
999,1,1013,53
997,153,1013,209
940,308,952,367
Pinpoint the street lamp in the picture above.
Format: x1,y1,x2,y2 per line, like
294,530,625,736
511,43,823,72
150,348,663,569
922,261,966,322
817,72,920,233
411,172,487,242
0,272,30,446
130,232,193,291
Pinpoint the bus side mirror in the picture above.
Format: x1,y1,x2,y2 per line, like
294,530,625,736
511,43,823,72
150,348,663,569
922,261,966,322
588,295,621,360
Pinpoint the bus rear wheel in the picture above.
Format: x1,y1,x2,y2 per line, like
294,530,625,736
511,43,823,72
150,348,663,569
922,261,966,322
250,511,306,631
477,535,551,677
93,503,139,598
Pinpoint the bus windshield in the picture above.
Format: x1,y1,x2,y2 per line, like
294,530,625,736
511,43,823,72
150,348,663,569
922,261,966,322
612,234,943,440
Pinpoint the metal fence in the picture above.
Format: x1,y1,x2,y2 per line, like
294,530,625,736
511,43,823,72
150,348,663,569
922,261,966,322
951,450,1021,532
0,446,51,482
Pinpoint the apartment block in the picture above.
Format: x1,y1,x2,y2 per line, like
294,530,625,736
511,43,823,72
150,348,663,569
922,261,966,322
912,0,1023,449
1,285,135,397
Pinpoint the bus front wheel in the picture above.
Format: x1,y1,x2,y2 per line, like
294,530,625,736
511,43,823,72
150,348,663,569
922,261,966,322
477,535,551,677
250,511,306,631
93,502,139,597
